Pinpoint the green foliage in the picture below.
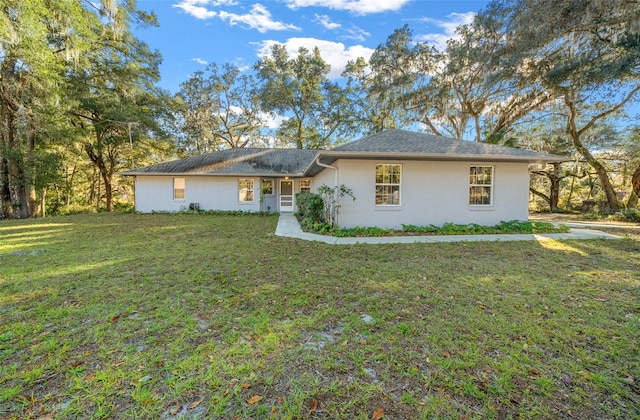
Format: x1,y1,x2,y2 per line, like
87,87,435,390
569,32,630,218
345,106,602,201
295,191,325,230
429,220,570,235
583,208,640,223
618,208,640,222
302,220,568,237
326,220,568,237
172,63,264,154
254,45,354,149
333,226,393,237
56,204,98,216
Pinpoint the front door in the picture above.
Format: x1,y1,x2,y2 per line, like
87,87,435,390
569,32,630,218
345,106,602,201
279,180,294,212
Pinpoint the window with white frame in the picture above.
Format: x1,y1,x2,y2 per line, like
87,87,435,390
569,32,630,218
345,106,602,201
469,166,493,205
173,177,185,200
375,164,401,205
300,179,311,193
238,179,254,202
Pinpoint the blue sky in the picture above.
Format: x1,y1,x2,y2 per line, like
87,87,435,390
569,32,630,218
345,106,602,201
135,0,490,93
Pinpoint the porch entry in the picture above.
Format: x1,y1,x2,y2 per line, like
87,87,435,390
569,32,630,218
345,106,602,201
279,180,294,212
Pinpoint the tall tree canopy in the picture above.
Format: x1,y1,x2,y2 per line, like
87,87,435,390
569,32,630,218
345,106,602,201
1,0,96,218
483,0,640,209
255,45,354,149
173,63,265,155
0,0,165,218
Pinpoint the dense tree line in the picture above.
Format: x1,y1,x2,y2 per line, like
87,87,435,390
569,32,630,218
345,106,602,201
1,0,638,219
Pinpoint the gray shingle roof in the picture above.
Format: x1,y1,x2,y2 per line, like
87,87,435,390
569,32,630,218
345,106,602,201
331,129,564,160
121,148,319,176
121,129,566,177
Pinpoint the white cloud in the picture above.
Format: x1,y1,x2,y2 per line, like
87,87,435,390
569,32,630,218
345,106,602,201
342,26,370,42
259,112,285,129
286,0,411,15
191,57,208,65
173,0,218,19
255,38,374,79
173,1,298,33
218,4,300,33
415,12,476,51
314,14,341,30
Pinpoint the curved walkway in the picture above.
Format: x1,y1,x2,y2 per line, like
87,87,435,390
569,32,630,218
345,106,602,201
275,214,621,245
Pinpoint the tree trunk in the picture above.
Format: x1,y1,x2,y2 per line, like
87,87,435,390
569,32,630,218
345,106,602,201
632,165,640,203
24,120,37,217
565,96,619,211
84,141,114,212
574,143,619,211
40,187,47,217
531,163,564,211
627,190,638,209
0,155,11,219
102,170,113,212
548,163,561,211
529,187,551,209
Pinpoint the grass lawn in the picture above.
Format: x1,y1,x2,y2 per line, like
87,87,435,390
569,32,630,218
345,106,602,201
1,213,639,419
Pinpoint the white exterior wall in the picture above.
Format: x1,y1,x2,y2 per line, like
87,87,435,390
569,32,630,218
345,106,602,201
134,176,261,213
323,160,530,229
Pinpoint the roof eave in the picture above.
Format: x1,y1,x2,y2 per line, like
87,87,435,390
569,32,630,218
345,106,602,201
119,171,307,177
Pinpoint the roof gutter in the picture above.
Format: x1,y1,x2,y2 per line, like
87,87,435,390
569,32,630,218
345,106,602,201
315,158,338,187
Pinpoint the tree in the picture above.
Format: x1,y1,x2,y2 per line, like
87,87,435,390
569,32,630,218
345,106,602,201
483,0,640,210
0,0,165,218
174,63,265,154
0,0,99,218
348,22,551,142
255,45,353,149
626,128,640,206
66,2,166,212
343,26,425,135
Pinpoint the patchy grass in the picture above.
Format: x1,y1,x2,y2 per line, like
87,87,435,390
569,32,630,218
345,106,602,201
1,213,639,419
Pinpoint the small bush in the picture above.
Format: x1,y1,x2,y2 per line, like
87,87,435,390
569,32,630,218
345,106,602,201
614,208,640,222
295,192,325,230
58,204,97,215
113,201,135,213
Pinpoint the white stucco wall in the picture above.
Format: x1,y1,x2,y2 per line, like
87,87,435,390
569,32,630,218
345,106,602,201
317,160,530,229
133,160,530,226
134,176,261,213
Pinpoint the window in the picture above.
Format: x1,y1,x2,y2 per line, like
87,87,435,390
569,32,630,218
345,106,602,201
173,177,185,200
261,179,273,195
375,164,401,205
469,166,493,205
238,178,254,202
300,179,311,193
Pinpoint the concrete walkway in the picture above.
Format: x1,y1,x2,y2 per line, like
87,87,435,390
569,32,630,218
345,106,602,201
274,214,621,245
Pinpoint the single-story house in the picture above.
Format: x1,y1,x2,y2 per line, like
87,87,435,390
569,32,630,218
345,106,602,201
121,129,566,228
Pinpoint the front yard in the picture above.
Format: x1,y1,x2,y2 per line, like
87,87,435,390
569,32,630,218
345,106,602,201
1,213,639,419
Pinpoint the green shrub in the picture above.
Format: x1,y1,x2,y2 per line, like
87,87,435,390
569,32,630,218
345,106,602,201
295,191,325,230
614,208,640,222
58,204,97,215
400,220,568,236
